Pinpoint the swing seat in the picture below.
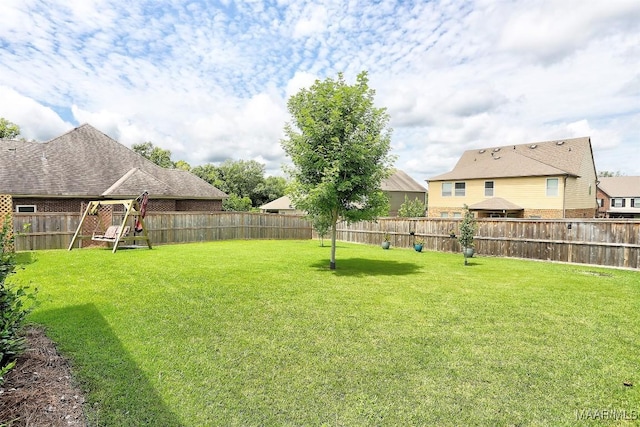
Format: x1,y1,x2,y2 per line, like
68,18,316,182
92,225,130,242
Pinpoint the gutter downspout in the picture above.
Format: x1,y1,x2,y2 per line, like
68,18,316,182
562,175,567,218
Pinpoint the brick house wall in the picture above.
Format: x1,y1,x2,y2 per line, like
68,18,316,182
176,199,223,211
429,206,595,219
12,198,86,213
12,197,223,213
595,188,609,217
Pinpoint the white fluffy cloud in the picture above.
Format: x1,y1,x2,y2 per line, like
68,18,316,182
0,86,71,140
0,0,638,181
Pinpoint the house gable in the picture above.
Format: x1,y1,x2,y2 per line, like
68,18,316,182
596,176,640,218
1,124,227,200
427,137,597,219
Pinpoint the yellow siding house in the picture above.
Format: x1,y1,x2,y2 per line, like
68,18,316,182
427,137,598,219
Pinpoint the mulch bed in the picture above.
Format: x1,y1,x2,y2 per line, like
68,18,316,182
0,326,87,426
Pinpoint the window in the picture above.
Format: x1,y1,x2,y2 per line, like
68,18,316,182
442,182,452,197
16,205,36,213
597,199,604,207
484,181,494,197
454,182,465,197
611,198,625,208
632,198,640,208
452,212,462,218
440,212,449,218
546,178,558,196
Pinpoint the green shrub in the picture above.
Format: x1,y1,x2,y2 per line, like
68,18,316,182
398,195,426,217
457,204,477,249
0,216,36,385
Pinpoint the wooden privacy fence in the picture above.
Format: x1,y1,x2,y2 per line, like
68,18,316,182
6,199,640,269
12,211,312,251
336,217,640,269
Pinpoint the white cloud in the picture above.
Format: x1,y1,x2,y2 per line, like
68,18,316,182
293,4,327,38
0,0,638,183
497,0,640,64
0,86,71,140
285,71,318,98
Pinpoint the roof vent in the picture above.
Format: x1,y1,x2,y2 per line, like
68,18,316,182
478,149,486,154
493,156,501,160
556,140,565,145
529,144,537,149
493,148,501,152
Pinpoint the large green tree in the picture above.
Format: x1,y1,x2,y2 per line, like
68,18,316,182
191,164,224,188
132,141,174,168
191,160,286,207
0,118,20,139
217,159,265,203
174,160,191,171
281,71,394,269
253,176,288,207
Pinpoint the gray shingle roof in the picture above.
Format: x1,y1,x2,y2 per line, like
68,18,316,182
597,176,640,197
429,137,593,181
381,169,427,192
0,124,227,199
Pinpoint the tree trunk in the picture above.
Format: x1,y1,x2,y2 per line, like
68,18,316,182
330,221,337,269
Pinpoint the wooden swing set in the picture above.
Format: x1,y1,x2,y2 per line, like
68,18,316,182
68,191,152,253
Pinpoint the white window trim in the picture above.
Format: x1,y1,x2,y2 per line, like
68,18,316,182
485,181,494,197
454,182,466,197
546,178,559,197
442,182,452,197
16,205,37,213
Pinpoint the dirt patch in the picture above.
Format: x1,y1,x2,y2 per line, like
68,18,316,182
0,326,87,426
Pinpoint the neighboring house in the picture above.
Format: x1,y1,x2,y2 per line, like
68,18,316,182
260,170,428,217
0,124,227,213
596,176,640,218
381,169,428,216
427,137,598,219
259,196,304,215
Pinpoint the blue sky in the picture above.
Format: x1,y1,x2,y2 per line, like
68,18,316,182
1,0,639,185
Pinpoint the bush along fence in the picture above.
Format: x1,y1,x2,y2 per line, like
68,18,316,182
335,217,640,269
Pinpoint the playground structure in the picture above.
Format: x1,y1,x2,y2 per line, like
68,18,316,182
68,192,152,253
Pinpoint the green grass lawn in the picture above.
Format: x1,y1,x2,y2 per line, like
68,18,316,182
11,240,640,426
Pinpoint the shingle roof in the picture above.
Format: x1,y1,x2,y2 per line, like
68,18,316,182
260,170,426,210
259,196,294,210
0,123,227,199
429,137,593,181
381,169,427,192
469,197,523,211
597,176,640,197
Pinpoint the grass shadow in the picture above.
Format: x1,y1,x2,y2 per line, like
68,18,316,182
14,251,37,266
463,259,481,267
311,257,422,276
31,304,184,426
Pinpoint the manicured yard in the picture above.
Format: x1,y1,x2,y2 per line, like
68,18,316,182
12,240,640,426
